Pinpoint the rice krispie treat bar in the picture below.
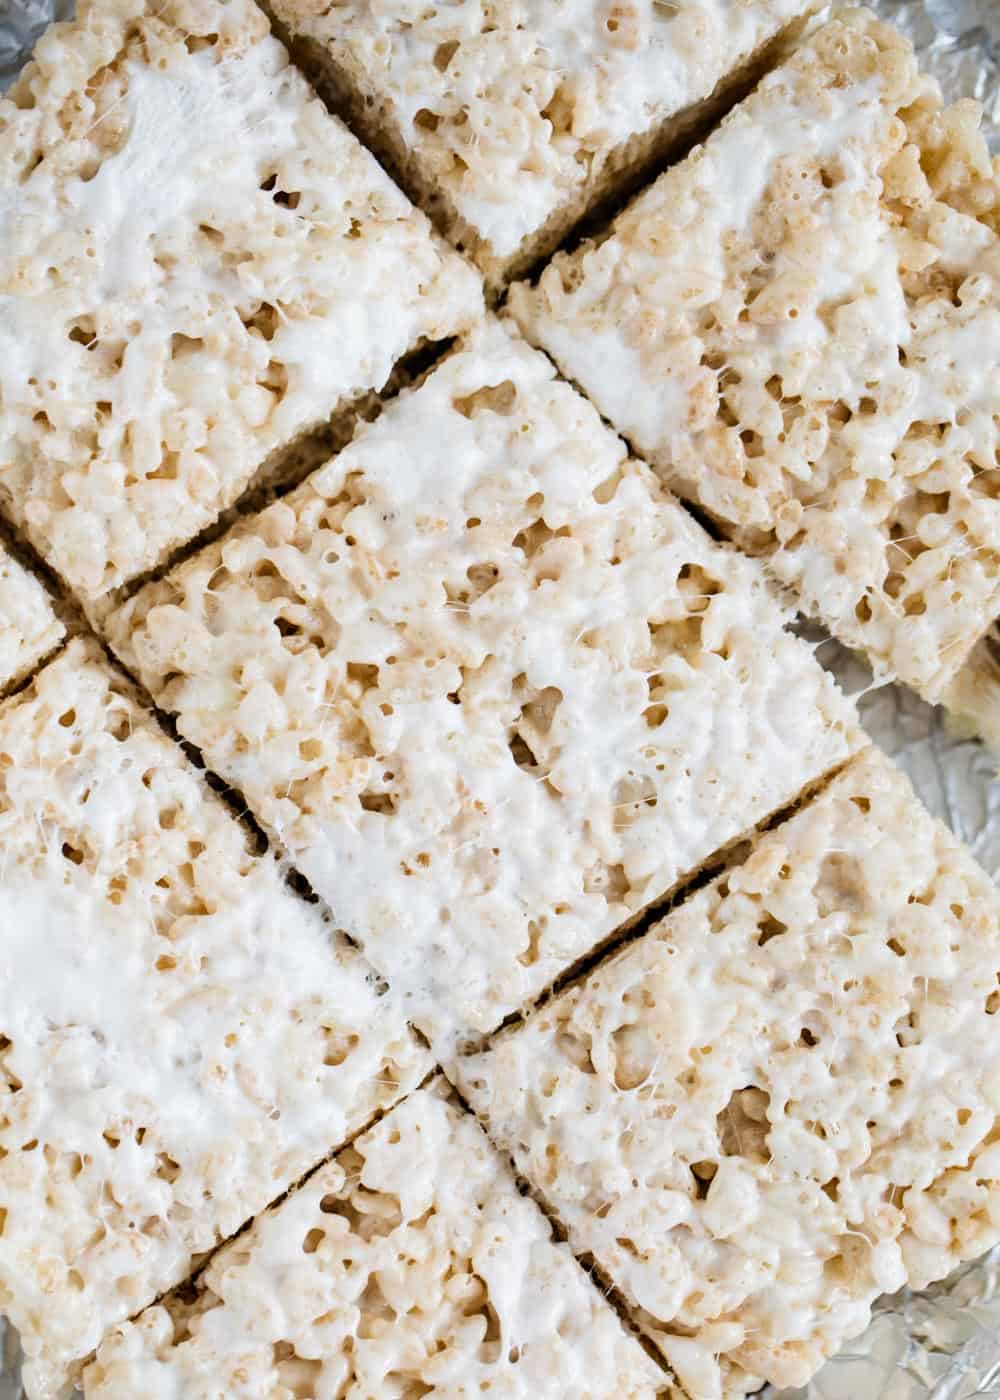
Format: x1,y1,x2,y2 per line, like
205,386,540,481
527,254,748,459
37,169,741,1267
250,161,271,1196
0,639,428,1400
457,748,1000,1398
0,545,62,691
84,1084,667,1399
512,10,1000,707
0,0,481,607
108,318,861,1055
268,0,816,290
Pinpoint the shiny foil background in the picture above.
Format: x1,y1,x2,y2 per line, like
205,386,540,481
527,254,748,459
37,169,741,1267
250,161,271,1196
1,1,999,1396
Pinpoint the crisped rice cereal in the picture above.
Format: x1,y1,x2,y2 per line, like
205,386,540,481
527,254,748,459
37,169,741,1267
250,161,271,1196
109,318,860,1055
0,0,481,603
84,1084,668,1399
0,639,427,1399
458,748,1000,1397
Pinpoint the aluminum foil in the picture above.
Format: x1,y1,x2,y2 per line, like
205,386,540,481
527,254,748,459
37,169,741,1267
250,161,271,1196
0,0,73,93
870,0,1000,149
0,0,998,1396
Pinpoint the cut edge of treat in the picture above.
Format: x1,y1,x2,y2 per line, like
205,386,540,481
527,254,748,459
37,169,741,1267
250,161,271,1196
438,1068,682,1395
0,514,77,697
0,636,438,1397
265,6,813,298
85,331,462,630
454,744,1000,1397
102,315,868,1062
81,1074,678,1398
508,10,1000,711
450,738,868,1066
57,1061,444,1397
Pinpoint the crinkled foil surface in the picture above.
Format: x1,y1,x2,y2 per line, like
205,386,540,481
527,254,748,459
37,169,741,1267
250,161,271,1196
0,0,72,92
1,1,999,1396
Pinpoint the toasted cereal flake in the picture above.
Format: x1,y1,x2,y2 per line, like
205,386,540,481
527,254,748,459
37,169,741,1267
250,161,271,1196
0,545,62,689
84,1084,667,1400
268,0,815,285
108,319,860,1054
0,639,428,1400
457,748,1000,1398
0,0,481,604
512,10,1000,703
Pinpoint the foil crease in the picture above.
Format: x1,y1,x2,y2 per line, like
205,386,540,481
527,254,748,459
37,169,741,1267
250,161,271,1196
0,1,998,1397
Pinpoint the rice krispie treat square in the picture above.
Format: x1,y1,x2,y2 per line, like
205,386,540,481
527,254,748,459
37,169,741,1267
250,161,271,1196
0,639,428,1400
0,545,62,690
268,0,816,290
0,0,481,606
83,1084,668,1399
108,319,860,1054
512,10,1000,705
457,748,1000,1398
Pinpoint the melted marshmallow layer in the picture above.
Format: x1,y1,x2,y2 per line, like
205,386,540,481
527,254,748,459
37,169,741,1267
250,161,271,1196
108,318,860,1055
0,545,62,690
84,1084,666,1399
513,10,1000,702
0,0,481,603
270,0,813,273
0,640,428,1400
457,748,1000,1398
